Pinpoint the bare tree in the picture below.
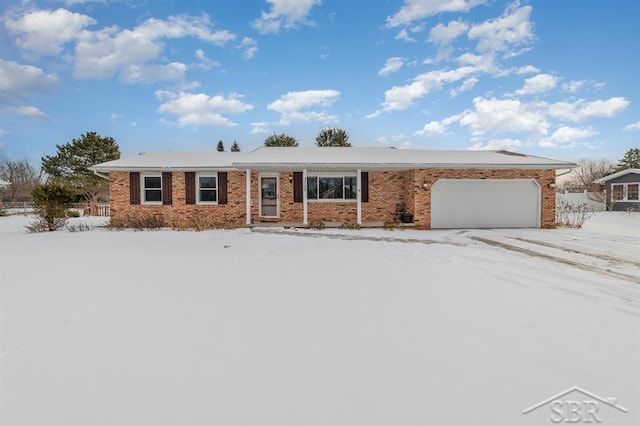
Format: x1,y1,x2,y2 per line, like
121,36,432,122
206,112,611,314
559,158,613,192
0,158,43,202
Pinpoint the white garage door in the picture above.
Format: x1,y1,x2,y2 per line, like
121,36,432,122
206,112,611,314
431,179,540,229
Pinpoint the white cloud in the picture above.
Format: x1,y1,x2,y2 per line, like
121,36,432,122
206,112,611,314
376,134,416,149
515,73,557,95
194,49,220,70
470,138,523,150
251,122,272,134
450,76,478,96
415,120,447,136
5,8,95,56
454,96,550,137
386,0,485,28
155,90,254,127
1,105,49,120
562,80,584,93
253,0,320,34
368,65,478,116
544,97,630,122
428,20,469,45
395,28,416,42
549,126,596,143
268,89,340,125
239,37,258,59
120,63,187,84
624,121,640,131
379,57,406,76
0,60,57,119
468,4,533,56
516,65,539,75
0,60,58,94
73,14,235,82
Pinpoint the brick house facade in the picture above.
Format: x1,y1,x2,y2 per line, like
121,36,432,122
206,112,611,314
105,164,560,229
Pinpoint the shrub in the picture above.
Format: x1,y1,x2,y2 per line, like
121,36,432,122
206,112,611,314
0,208,8,217
189,213,227,231
108,213,165,230
66,222,95,232
556,199,592,228
308,219,325,230
340,221,361,230
27,183,75,232
383,220,401,230
66,209,81,218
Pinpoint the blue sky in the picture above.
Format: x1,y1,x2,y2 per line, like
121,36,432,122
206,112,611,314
1,0,638,163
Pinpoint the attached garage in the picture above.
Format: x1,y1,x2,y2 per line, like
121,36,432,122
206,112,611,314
431,179,541,229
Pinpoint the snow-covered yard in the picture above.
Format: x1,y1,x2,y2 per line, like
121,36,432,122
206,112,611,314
1,213,638,425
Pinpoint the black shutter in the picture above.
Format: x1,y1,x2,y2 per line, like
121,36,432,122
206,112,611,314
130,172,140,205
293,172,303,203
162,172,172,205
218,172,228,204
361,172,369,203
185,172,196,205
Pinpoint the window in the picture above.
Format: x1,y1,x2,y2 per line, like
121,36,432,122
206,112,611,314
143,175,162,203
306,174,357,201
197,174,217,204
611,182,640,201
612,184,624,201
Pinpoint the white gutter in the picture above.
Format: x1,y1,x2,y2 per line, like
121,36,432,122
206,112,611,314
92,169,110,180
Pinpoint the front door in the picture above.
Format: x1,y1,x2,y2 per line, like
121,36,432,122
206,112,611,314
260,176,278,217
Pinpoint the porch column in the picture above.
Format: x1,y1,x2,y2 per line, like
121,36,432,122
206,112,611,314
356,168,362,225
302,168,308,225
245,169,251,225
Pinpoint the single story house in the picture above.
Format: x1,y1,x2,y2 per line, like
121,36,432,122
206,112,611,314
91,147,576,229
0,178,10,189
594,168,640,211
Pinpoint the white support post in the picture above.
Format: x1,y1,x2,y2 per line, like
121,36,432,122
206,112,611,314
245,169,251,225
302,168,308,225
356,168,362,225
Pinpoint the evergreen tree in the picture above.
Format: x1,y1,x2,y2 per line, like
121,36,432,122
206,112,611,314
264,133,298,147
217,140,225,152
315,128,351,147
230,141,241,152
41,132,120,204
29,182,75,232
613,148,640,172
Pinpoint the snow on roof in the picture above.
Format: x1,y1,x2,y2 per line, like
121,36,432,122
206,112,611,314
91,151,245,171
593,168,640,184
0,178,10,187
91,147,576,173
233,147,577,171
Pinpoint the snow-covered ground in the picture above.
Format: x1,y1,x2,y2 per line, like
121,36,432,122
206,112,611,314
1,213,638,425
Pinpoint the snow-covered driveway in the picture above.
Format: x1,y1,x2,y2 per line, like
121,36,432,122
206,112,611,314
1,213,638,425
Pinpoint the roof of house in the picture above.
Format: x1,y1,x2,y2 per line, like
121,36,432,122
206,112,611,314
91,147,577,173
233,147,576,171
91,151,245,172
0,178,10,187
593,168,640,184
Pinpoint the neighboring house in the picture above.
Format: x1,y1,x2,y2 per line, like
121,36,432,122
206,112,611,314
594,168,640,211
0,179,10,189
91,147,576,229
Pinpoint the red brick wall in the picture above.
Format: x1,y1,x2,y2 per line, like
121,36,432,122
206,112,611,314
109,171,246,228
109,168,557,229
405,168,557,229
